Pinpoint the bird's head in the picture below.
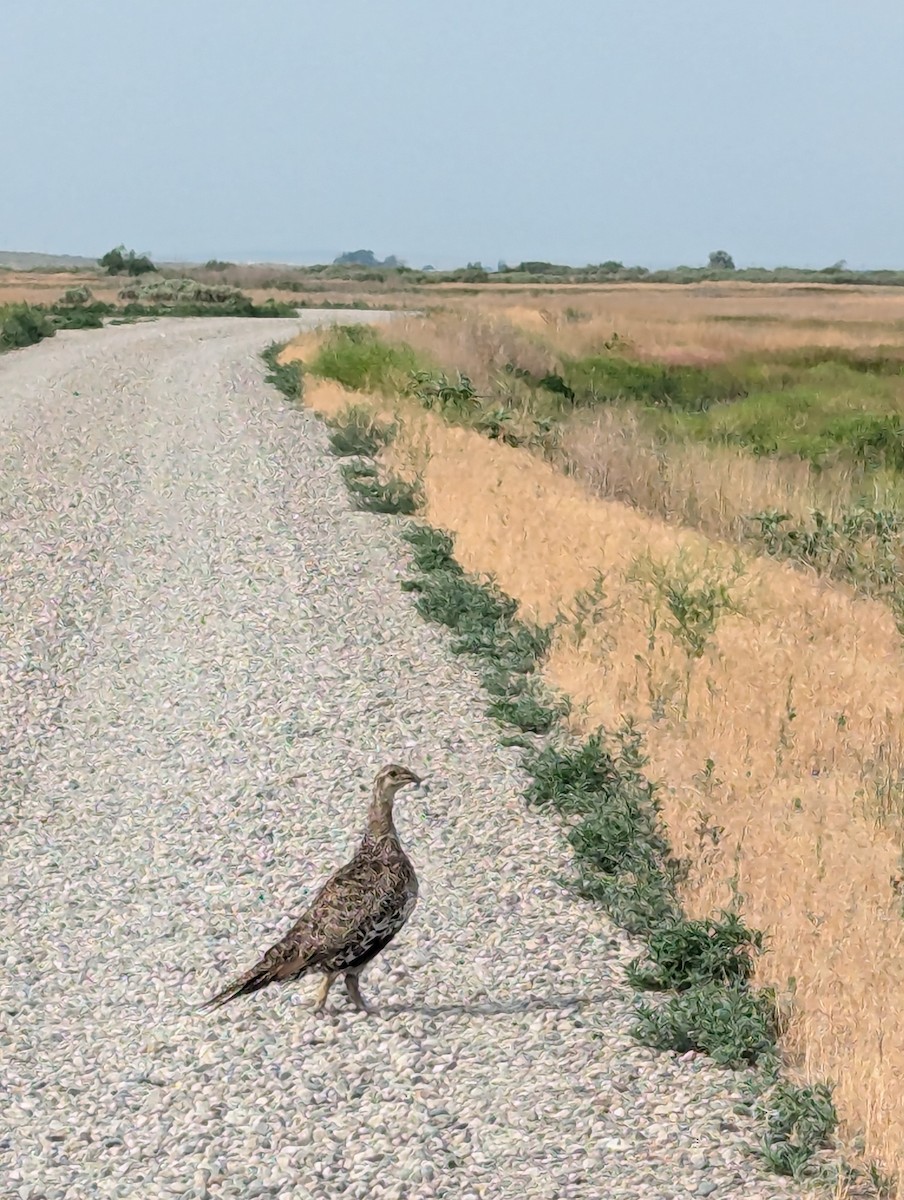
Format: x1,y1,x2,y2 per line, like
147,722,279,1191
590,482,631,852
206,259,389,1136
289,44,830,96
373,763,423,800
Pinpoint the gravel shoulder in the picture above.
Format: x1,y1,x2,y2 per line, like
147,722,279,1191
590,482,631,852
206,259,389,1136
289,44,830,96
0,318,806,1199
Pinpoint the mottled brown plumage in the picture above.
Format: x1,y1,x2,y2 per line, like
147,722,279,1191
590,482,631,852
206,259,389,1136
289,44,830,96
202,764,423,1015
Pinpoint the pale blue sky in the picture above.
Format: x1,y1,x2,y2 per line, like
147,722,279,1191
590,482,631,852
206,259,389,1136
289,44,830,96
3,0,903,268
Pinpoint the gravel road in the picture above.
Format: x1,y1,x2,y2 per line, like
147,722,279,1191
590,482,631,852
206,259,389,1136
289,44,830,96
0,317,805,1200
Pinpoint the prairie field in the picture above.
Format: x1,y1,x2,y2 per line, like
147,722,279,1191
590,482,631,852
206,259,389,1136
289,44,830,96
281,283,904,1190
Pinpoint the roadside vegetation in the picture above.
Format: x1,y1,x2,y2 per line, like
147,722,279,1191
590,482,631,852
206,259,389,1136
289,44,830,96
0,281,301,354
275,301,904,1195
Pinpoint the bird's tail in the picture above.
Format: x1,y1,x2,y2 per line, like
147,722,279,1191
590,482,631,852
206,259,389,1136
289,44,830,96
198,966,276,1012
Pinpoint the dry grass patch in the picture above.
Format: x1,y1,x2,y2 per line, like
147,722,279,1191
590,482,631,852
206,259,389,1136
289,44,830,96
0,270,121,306
559,406,861,541
457,284,904,363
281,334,904,1188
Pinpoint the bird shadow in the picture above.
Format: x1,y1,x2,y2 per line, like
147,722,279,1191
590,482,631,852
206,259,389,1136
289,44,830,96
371,991,612,1019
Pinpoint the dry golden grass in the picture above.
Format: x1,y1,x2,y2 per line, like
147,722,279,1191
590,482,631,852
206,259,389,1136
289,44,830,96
558,407,862,542
441,283,904,363
0,270,121,305
381,310,556,391
283,333,904,1190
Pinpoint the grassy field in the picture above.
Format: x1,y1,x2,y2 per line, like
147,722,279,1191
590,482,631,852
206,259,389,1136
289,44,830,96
279,285,904,1194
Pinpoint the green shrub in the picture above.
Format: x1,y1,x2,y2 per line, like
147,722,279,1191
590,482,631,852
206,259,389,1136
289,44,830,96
59,285,94,306
119,277,245,306
0,303,55,351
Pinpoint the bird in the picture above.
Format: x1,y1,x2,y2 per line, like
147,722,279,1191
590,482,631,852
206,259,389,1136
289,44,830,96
201,763,424,1015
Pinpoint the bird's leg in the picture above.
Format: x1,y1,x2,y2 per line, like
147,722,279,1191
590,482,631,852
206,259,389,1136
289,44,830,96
313,973,338,1014
344,972,373,1014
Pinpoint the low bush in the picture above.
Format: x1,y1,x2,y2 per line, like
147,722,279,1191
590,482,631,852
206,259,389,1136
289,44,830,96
0,303,55,351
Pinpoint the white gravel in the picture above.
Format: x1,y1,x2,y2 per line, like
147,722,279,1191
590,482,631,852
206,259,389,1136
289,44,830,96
0,316,807,1200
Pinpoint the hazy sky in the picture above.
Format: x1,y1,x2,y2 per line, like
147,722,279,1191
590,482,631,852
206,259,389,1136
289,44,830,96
4,1,903,268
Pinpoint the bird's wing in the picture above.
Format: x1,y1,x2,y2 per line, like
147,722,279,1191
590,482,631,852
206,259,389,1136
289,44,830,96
289,846,414,966
201,846,412,1011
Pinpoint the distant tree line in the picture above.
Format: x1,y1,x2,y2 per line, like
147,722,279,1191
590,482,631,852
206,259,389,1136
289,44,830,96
96,244,904,289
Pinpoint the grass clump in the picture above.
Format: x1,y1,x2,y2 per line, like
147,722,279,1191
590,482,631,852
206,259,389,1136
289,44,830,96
310,324,428,394
626,911,762,991
325,405,396,457
340,461,421,515
659,364,904,474
631,981,777,1068
400,523,562,733
756,1080,838,1179
563,354,748,412
525,729,682,934
262,343,304,402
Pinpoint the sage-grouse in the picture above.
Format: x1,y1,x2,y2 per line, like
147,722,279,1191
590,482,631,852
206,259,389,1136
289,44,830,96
202,763,423,1014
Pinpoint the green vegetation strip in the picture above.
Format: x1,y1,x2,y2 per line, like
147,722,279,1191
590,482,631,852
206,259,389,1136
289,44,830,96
266,340,895,1193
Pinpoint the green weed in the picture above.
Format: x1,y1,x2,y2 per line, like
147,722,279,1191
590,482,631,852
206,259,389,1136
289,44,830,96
325,405,395,457
399,523,560,733
339,461,422,515
47,306,107,330
524,728,683,934
626,911,763,991
749,506,904,633
756,1080,837,1178
633,553,743,662
409,369,481,417
485,676,568,734
632,982,778,1068
262,343,304,402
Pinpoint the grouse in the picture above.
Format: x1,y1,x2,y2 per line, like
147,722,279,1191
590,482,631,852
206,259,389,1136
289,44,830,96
201,763,423,1014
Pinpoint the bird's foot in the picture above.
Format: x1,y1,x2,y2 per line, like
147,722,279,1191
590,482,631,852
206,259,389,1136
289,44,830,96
344,973,373,1014
313,973,338,1014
